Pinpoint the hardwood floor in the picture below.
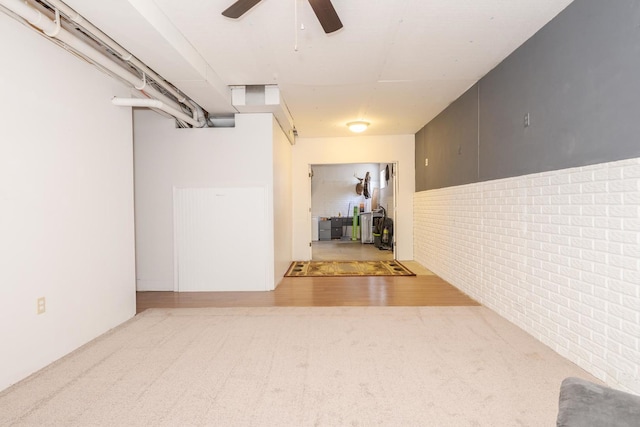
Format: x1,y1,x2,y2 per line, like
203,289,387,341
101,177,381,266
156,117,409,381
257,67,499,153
136,273,479,313
136,242,479,314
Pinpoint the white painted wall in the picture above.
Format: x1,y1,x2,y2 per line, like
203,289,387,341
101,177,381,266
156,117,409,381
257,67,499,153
292,135,415,260
0,15,136,391
414,158,640,394
134,111,289,291
311,163,380,218
273,124,293,284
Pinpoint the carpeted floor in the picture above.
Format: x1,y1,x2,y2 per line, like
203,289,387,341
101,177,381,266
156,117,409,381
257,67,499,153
0,307,599,426
285,260,415,277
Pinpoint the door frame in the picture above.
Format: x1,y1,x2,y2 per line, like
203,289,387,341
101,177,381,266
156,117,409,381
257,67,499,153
308,161,398,260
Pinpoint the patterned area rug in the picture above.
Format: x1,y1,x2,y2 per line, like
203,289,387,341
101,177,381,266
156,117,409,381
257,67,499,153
285,260,415,277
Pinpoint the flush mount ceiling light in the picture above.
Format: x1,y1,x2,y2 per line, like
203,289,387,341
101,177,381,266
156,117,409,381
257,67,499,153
347,121,370,133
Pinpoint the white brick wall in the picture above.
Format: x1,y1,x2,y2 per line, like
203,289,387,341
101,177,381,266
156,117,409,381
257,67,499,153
414,158,640,393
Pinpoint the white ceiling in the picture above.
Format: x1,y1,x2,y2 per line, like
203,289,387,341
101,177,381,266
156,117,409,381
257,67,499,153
64,0,574,138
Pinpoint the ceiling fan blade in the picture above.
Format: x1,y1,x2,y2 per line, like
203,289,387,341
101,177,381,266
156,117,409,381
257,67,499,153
222,0,262,19
308,0,343,34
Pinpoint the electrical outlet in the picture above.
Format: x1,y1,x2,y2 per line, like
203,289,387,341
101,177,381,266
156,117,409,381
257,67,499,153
425,158,429,166
524,113,530,128
37,297,46,315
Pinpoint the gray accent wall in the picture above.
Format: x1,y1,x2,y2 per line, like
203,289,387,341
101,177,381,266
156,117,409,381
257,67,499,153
416,0,640,191
416,85,479,190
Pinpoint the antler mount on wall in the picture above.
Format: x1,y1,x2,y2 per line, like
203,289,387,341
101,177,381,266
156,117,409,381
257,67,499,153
222,0,343,34
354,172,371,199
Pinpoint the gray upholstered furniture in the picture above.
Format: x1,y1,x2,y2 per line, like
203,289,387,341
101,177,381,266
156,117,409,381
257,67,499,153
557,377,640,427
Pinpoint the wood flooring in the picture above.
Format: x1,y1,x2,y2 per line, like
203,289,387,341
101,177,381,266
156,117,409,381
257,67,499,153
137,241,479,313
136,275,479,313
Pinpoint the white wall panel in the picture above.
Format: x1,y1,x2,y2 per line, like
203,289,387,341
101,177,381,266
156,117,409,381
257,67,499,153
272,122,293,283
175,188,267,291
0,13,135,391
134,111,282,291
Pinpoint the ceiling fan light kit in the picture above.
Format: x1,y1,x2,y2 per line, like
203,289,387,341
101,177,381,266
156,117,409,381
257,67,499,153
347,121,370,133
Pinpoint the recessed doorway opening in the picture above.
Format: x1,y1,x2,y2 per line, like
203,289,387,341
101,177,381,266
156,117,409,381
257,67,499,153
309,162,397,261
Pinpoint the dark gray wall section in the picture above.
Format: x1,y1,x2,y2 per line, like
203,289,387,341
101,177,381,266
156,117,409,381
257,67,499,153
415,127,426,189
415,85,479,191
416,0,640,190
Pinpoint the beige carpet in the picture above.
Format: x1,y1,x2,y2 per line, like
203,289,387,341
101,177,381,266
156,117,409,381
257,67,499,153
0,307,599,426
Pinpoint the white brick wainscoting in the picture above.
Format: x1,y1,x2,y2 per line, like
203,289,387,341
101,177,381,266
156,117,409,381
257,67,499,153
414,159,640,393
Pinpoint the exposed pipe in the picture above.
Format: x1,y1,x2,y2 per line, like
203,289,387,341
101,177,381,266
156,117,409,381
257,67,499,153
208,116,236,127
134,72,147,91
42,7,60,37
111,97,201,128
0,0,206,127
45,0,200,122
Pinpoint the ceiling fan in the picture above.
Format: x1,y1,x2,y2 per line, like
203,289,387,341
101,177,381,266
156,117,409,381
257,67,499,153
222,0,343,34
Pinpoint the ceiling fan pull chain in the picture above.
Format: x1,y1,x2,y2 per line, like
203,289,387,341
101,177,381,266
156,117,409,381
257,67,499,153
294,0,298,51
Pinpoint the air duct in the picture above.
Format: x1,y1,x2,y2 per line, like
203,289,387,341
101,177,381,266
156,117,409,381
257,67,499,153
208,117,236,128
230,85,296,144
111,97,201,128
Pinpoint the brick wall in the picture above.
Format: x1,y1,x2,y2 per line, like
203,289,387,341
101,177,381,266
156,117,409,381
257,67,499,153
414,158,640,393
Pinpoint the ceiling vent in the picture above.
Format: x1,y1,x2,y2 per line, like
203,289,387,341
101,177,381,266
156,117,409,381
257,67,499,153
231,85,296,144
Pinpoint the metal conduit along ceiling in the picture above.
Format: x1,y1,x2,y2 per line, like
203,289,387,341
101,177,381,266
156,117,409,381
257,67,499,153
9,0,576,137
0,0,211,128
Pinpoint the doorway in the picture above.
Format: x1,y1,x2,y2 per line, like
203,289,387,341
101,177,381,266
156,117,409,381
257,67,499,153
309,162,397,261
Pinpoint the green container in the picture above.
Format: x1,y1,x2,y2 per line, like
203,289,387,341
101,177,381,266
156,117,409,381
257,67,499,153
352,206,359,240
